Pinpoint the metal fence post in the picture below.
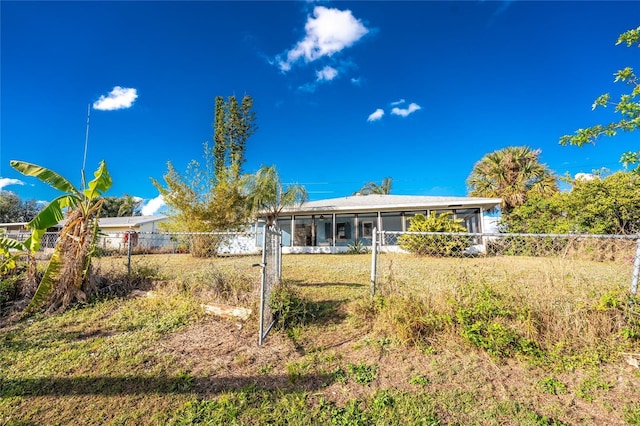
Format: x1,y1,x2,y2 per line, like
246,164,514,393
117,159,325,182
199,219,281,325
631,236,640,295
370,227,377,298
126,230,133,277
258,227,268,346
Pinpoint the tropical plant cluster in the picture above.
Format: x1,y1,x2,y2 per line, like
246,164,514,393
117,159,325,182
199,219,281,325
507,171,640,234
4,160,112,314
398,212,471,256
467,27,639,236
0,94,307,315
152,95,306,256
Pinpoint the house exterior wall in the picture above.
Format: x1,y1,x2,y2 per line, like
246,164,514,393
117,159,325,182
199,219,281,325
276,206,488,253
97,219,170,252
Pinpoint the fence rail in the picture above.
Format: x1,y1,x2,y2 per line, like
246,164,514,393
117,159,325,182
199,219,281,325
371,229,640,296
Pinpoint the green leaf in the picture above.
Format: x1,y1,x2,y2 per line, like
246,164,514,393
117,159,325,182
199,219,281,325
27,195,76,232
25,248,63,314
10,160,78,195
84,160,112,200
0,236,29,252
616,26,640,47
591,93,610,110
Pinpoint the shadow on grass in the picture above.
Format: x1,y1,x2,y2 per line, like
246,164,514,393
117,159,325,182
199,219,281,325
306,299,348,325
1,372,333,397
0,327,119,354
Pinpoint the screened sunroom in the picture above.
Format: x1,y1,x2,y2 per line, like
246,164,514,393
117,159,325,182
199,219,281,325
274,194,501,253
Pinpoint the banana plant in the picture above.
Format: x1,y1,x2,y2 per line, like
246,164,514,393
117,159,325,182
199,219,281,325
0,235,29,275
10,160,112,313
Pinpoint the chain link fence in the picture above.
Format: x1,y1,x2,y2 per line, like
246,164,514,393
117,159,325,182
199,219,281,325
32,228,284,344
258,226,282,345
371,230,640,296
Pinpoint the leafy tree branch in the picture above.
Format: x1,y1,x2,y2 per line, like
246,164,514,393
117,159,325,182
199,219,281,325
559,26,640,173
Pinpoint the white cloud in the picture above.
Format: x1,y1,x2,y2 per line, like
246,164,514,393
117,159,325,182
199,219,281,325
316,65,338,81
391,102,421,117
0,178,24,191
367,108,384,122
141,195,166,216
93,86,138,111
277,6,369,72
390,99,406,106
350,77,362,86
574,172,596,181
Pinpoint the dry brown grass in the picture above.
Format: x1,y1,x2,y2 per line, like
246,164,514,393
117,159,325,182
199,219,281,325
2,252,639,425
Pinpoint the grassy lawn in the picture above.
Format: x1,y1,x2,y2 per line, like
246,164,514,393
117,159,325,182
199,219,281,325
1,253,639,425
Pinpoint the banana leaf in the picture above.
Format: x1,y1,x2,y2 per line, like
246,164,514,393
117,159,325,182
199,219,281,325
10,160,79,196
25,247,62,313
25,195,76,252
84,160,112,200
0,236,29,252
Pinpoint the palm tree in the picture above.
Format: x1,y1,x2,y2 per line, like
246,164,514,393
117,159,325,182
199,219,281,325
354,177,393,195
243,165,307,226
466,146,558,215
10,160,112,313
117,194,142,217
100,195,142,217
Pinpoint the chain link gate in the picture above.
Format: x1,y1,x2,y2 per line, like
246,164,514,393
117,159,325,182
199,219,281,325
258,225,282,345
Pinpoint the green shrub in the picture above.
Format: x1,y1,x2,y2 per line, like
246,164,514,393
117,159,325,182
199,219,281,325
398,213,471,256
454,287,543,359
268,283,315,329
0,273,21,308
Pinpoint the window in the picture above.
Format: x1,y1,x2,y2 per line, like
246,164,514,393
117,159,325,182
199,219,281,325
277,216,292,246
335,214,355,246
361,221,373,238
293,216,313,246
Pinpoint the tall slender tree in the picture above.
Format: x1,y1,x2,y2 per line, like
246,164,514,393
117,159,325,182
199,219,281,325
213,95,257,181
152,95,257,253
467,146,558,215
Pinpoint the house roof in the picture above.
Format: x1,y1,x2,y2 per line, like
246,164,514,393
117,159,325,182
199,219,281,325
280,194,501,215
97,215,167,228
0,222,28,227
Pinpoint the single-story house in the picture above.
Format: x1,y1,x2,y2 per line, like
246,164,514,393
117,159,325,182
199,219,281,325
96,215,169,251
0,221,61,248
95,215,259,255
0,222,29,234
0,222,30,242
273,194,502,253
97,215,168,234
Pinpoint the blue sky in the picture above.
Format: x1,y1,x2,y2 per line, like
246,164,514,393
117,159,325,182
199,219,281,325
1,1,639,215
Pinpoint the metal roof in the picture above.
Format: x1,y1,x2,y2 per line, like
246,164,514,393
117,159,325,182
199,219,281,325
97,215,167,228
280,194,501,215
